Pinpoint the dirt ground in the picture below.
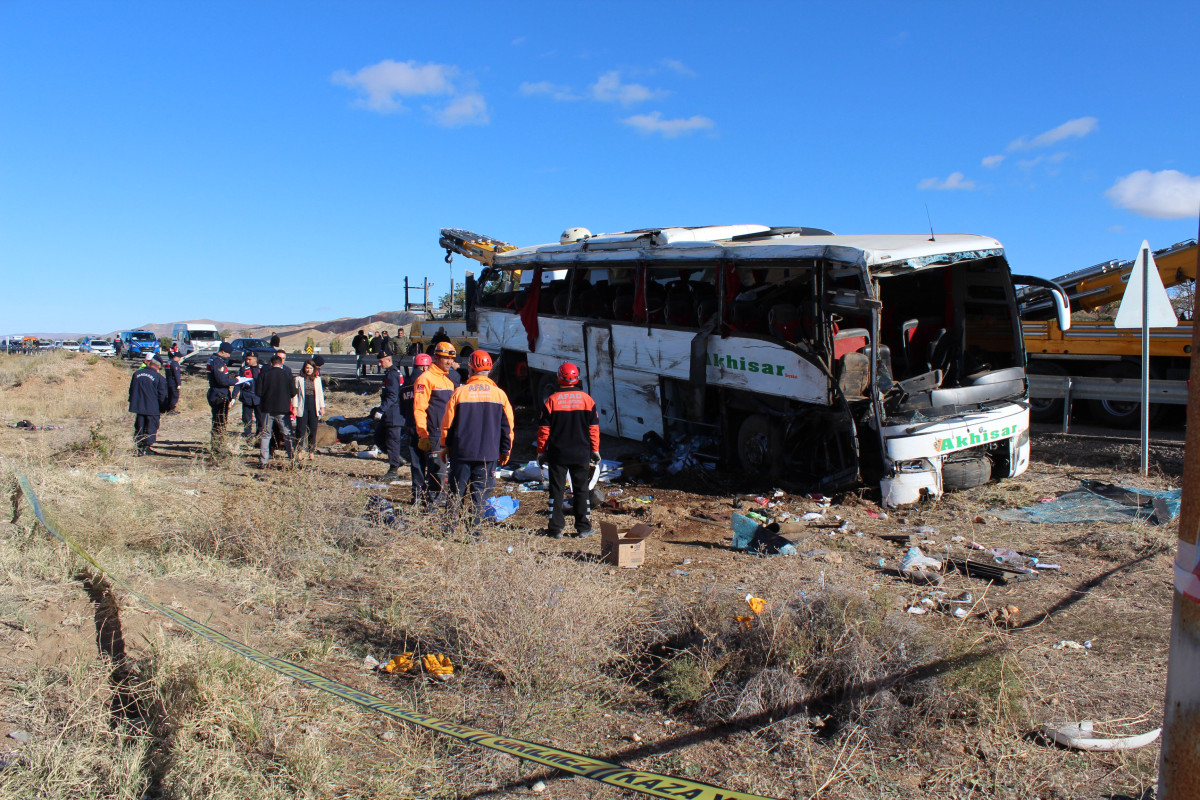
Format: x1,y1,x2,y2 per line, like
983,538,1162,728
0,355,1184,800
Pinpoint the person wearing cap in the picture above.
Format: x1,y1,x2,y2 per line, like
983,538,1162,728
206,341,239,454
399,352,431,501
373,351,405,482
412,341,458,508
163,350,183,413
439,350,514,534
536,362,601,538
129,353,168,456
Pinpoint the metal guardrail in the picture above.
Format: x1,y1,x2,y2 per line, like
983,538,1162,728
1027,374,1189,433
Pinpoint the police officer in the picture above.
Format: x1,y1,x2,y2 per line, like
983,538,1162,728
237,352,263,440
163,351,183,413
413,341,458,508
129,353,168,456
536,362,601,538
400,353,432,501
206,341,239,454
374,351,406,483
439,351,514,534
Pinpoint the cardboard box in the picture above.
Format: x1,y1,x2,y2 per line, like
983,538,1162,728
600,521,651,568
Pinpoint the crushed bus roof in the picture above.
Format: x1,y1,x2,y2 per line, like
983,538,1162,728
494,225,1004,274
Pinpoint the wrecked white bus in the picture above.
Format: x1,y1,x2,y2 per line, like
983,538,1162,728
446,225,1070,506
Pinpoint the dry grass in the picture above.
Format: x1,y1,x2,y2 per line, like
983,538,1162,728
0,353,1174,800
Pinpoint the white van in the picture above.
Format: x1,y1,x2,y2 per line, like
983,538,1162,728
172,323,222,358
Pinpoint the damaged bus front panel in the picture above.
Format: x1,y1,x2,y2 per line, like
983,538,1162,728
464,227,1039,505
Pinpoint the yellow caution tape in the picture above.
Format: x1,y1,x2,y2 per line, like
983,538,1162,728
15,477,778,800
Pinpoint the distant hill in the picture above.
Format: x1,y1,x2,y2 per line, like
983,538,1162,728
130,311,419,351
12,311,419,350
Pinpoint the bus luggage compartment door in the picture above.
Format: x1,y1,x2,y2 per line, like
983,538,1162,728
584,323,620,436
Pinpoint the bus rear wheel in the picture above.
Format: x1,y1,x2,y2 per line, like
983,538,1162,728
736,414,778,476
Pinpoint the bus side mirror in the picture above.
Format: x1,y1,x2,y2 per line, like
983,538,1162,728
1012,275,1071,332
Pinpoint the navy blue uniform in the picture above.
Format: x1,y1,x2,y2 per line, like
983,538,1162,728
163,360,182,411
398,366,426,500
206,353,238,447
128,366,168,454
374,365,407,471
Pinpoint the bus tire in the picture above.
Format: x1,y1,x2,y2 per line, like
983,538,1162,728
1026,360,1067,423
736,414,778,476
942,456,992,491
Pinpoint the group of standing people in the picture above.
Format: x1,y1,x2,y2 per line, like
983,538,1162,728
128,334,602,540
205,342,325,466
352,329,404,375
373,343,600,539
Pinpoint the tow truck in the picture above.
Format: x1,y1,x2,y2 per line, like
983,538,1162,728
1019,239,1197,425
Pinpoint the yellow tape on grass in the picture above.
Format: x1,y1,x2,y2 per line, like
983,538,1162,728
15,476,778,800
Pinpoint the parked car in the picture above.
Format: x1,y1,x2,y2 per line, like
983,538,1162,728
62,341,80,352
80,337,116,356
226,337,277,368
118,330,160,359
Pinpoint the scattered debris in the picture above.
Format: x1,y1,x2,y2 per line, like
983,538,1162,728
385,653,416,674
6,730,30,745
1053,640,1092,651
996,480,1181,525
1040,721,1160,752
900,546,942,584
947,558,1037,584
422,654,454,679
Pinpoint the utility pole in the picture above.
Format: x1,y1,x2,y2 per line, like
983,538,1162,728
1158,211,1200,798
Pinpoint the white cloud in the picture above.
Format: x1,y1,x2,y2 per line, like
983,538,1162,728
1008,116,1098,151
332,58,489,126
519,80,578,101
433,92,489,127
591,71,665,105
661,58,696,77
918,172,976,191
1108,225,1126,233
621,111,714,138
982,154,1005,168
331,59,457,112
1106,169,1200,219
1017,152,1069,170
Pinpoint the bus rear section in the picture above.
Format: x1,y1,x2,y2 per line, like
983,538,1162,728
460,225,1052,505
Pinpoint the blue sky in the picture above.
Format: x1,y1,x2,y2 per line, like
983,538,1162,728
3,1,1198,333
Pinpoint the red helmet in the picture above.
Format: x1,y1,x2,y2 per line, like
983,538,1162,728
469,350,493,372
557,362,580,386
413,353,432,366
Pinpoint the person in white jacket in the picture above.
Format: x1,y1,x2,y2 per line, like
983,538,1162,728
292,359,326,460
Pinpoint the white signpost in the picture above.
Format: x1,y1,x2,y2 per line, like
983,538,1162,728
1113,240,1178,475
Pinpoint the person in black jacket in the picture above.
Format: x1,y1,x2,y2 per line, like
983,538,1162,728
399,353,431,500
368,333,383,373
269,332,281,349
207,342,239,456
257,354,296,466
163,351,183,412
237,352,263,439
129,354,168,456
352,330,369,376
373,352,405,483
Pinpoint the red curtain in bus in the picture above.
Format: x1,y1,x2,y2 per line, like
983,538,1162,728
519,266,543,351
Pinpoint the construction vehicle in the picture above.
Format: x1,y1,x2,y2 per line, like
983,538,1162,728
1019,239,1197,426
445,224,1071,506
408,230,519,358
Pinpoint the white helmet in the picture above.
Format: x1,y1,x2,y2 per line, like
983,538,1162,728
559,227,592,244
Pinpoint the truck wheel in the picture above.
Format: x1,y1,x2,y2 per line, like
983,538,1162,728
736,414,778,476
1026,361,1067,423
942,456,992,491
1088,362,1161,429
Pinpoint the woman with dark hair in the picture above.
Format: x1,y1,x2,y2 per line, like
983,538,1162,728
292,359,325,460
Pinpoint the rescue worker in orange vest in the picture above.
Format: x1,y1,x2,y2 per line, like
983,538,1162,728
439,350,514,535
536,362,601,538
413,341,459,509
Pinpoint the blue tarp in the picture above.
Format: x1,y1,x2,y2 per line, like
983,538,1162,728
995,480,1181,525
